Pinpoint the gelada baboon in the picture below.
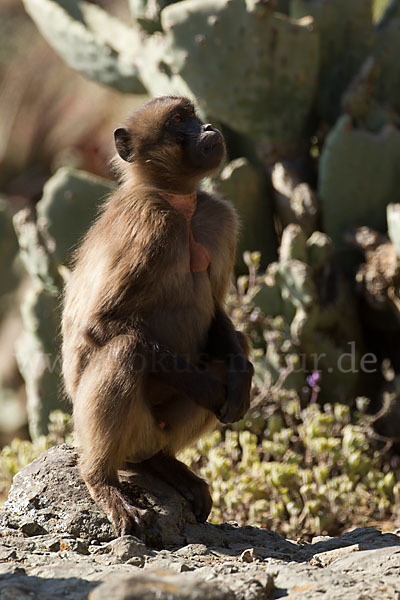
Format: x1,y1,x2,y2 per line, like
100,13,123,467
62,96,254,537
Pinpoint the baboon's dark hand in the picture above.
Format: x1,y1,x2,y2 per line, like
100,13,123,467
197,375,227,414
217,360,254,424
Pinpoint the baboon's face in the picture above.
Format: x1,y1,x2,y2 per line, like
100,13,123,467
114,97,225,185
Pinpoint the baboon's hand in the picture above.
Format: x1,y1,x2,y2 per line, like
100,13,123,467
217,359,254,424
196,374,227,415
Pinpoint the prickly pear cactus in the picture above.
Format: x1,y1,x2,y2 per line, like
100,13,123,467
162,0,319,143
375,17,400,114
254,225,361,404
13,208,62,439
13,169,114,437
319,114,400,270
291,0,375,122
22,0,146,93
15,285,61,440
217,158,277,270
37,167,115,267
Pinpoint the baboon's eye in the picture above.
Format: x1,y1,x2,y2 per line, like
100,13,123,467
173,114,183,124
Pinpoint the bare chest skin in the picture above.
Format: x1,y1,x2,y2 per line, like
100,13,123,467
145,197,221,360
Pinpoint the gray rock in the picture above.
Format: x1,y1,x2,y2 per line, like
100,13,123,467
0,571,98,599
1,445,400,599
91,571,236,600
329,544,400,573
184,522,298,559
310,544,360,567
0,444,197,547
107,535,148,561
1,444,113,542
175,544,209,557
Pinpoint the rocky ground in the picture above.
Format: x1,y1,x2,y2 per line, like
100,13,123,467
0,445,399,599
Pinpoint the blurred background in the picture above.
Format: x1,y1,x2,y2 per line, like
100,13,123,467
1,0,400,538
0,0,143,443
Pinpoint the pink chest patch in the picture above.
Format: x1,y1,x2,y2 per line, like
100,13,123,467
159,191,211,273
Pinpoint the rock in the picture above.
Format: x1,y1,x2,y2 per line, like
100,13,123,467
0,444,114,543
175,544,209,557
310,543,360,567
0,446,400,599
0,444,197,547
90,571,236,600
107,536,147,561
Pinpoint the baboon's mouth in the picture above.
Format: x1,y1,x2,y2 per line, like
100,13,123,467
202,131,224,152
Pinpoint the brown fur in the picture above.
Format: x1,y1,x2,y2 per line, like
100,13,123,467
62,97,253,536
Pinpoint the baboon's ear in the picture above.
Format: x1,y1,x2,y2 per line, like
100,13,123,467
114,127,135,162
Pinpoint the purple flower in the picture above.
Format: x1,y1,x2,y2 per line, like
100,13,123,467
307,371,321,388
307,371,321,404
